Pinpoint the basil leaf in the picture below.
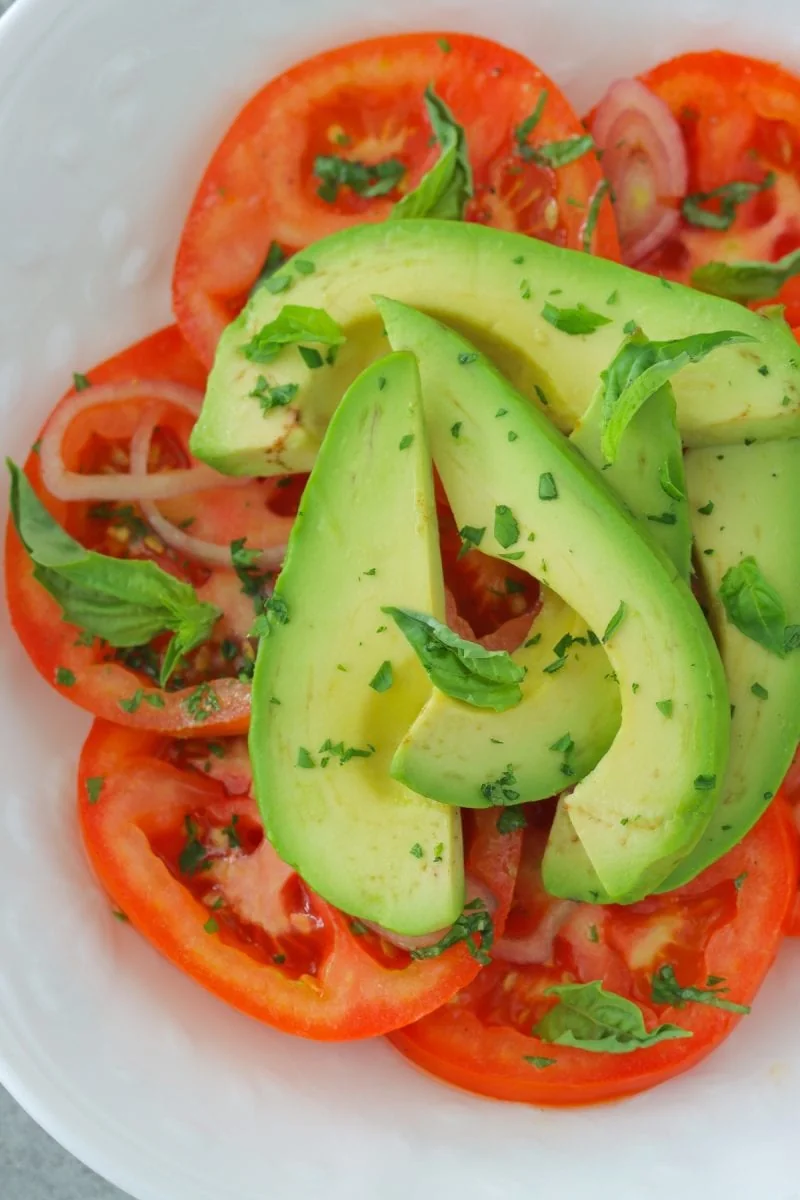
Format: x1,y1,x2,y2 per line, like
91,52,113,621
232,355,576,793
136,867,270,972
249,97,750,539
514,90,548,153
409,899,494,966
8,460,221,686
651,964,751,1014
541,302,612,336
383,606,525,711
534,980,691,1053
718,556,788,658
599,330,755,462
682,172,775,232
241,305,346,364
582,179,609,253
691,247,800,303
528,134,594,168
313,154,406,203
391,86,472,221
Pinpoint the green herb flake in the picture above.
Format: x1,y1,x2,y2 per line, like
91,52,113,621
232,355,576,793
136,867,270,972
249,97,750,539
410,843,424,859
249,375,299,414
582,179,609,253
203,917,219,935
494,504,520,549
652,964,750,1013
369,660,394,693
85,776,105,805
185,683,222,723
458,351,479,365
524,633,542,648
294,259,316,275
543,656,567,675
56,666,76,687
602,601,626,644
314,153,406,203
437,36,452,51
656,699,673,718
178,816,211,877
241,305,345,365
588,925,600,944
119,688,144,714
410,899,494,966
682,172,775,232
697,500,715,515
457,524,486,557
691,247,800,302
72,372,91,391
264,274,292,295
523,1056,557,1069
398,433,415,450
751,681,769,700
497,807,527,834
433,842,445,862
647,511,678,526
451,421,463,439
606,290,619,305
541,301,612,335
694,774,717,791
538,472,558,501
297,747,315,769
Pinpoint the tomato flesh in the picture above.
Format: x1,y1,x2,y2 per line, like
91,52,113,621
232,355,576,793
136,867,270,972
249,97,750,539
173,32,619,365
391,800,797,1104
79,721,522,1040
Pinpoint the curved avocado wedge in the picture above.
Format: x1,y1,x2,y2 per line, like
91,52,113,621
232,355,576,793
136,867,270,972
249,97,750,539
378,298,730,903
656,439,800,890
543,384,693,902
191,221,800,477
391,591,620,808
249,352,464,936
391,379,690,813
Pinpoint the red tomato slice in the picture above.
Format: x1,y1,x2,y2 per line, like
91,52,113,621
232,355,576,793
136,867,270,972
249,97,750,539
173,32,619,365
5,326,296,736
438,502,540,641
78,721,522,1040
390,799,797,1104
616,51,800,311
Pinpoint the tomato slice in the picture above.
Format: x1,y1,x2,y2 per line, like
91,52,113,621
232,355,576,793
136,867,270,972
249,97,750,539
438,502,540,641
618,51,800,311
78,721,522,1039
390,799,797,1104
173,32,620,365
5,326,296,736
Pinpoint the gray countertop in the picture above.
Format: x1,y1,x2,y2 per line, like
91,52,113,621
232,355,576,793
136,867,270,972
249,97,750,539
0,0,130,1196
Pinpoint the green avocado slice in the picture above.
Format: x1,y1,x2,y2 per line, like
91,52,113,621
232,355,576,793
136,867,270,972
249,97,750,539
657,439,800,889
392,380,689,813
543,384,693,901
190,221,800,477
390,591,620,808
378,298,730,902
249,351,464,936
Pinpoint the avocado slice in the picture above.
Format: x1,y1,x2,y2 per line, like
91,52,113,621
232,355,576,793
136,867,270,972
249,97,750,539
656,439,800,889
392,379,689,812
543,384,694,901
391,590,621,808
378,298,730,902
249,352,464,936
190,221,800,477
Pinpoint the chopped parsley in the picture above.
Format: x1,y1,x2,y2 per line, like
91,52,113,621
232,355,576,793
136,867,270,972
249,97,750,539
185,683,221,723
249,375,299,413
651,964,750,1014
751,681,769,700
369,660,394,693
541,302,612,335
410,843,424,859
497,807,527,834
602,601,626,644
297,747,315,769
178,816,212,876
494,504,520,548
398,433,415,450
85,776,104,805
72,372,91,391
410,898,494,965
480,764,520,805
314,154,406,202
538,472,558,500
56,666,76,687
656,699,673,718
458,524,486,557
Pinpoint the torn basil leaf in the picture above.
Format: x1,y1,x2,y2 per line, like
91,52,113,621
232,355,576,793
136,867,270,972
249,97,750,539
534,980,691,1053
391,86,473,221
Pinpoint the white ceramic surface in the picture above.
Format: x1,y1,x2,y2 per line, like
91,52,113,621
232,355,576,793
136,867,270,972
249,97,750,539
2,1,800,1198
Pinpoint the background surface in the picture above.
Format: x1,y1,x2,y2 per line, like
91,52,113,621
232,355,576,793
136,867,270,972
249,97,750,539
0,14,123,1200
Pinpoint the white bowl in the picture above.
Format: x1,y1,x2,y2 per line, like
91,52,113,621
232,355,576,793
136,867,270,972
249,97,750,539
2,1,800,1197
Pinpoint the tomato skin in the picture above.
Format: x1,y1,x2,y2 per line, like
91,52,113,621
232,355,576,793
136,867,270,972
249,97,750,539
4,326,252,737
623,51,800,307
390,800,797,1105
78,721,522,1040
173,32,619,366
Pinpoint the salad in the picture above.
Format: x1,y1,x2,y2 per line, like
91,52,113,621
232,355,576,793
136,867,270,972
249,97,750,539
7,32,800,1107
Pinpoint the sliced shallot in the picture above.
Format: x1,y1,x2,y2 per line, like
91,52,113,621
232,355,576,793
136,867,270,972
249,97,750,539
493,899,578,965
130,413,290,570
590,78,688,264
40,380,240,502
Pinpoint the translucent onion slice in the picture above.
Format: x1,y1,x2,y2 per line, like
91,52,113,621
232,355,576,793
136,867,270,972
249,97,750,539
39,380,234,502
130,414,289,570
493,899,578,965
591,78,688,264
